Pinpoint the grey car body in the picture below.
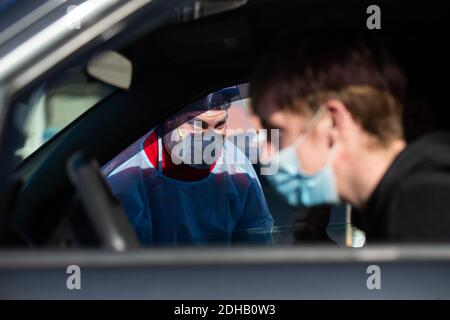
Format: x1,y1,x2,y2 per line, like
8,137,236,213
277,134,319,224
0,0,449,299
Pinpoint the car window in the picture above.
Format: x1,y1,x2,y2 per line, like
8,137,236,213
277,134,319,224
13,66,114,165
102,84,365,248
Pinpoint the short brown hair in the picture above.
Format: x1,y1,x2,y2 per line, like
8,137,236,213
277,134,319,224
250,35,407,144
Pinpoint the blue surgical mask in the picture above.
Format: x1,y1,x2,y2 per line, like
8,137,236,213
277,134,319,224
266,144,339,207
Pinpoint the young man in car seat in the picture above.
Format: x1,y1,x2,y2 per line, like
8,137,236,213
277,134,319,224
251,35,450,243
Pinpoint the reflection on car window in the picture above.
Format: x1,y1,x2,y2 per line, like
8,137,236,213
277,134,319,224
14,67,114,165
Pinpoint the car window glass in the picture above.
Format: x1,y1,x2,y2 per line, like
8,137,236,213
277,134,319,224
13,66,114,165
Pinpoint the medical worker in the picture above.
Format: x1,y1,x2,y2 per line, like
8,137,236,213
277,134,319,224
104,87,273,245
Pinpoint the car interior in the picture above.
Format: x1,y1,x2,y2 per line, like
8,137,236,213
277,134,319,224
1,0,448,249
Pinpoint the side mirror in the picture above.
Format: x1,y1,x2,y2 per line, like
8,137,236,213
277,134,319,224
87,51,132,90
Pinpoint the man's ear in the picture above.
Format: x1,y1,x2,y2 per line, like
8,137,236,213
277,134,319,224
324,99,353,145
324,99,352,130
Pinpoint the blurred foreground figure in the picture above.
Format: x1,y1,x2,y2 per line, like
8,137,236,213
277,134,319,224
105,87,273,245
251,36,450,243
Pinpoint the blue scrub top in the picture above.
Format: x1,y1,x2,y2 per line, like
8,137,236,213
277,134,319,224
105,131,274,246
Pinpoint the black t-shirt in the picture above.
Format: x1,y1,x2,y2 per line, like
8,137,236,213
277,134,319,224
358,132,450,243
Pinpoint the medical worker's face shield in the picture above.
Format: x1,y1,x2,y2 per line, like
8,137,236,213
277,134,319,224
161,86,238,168
103,84,280,177
160,85,273,170
162,110,227,168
